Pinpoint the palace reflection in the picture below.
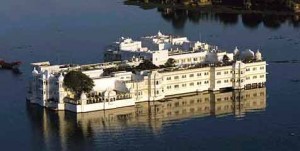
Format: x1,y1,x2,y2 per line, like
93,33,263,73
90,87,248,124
27,87,266,150
155,7,300,29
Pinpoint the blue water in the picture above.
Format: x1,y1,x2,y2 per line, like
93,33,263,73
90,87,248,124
0,0,300,150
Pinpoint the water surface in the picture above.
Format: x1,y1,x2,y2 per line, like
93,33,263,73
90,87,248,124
0,0,300,150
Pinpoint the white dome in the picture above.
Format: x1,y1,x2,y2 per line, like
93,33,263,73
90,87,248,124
58,73,64,82
255,50,262,60
32,67,38,75
241,49,254,59
80,92,87,100
233,46,239,55
158,31,163,36
104,89,116,97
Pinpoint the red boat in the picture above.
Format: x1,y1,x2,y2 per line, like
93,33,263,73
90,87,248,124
0,59,22,70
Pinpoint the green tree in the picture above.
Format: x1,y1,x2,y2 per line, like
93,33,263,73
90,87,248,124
136,60,158,70
63,71,95,97
222,55,230,63
164,58,176,67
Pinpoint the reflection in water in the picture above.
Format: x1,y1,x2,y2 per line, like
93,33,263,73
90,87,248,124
27,88,266,150
156,7,300,29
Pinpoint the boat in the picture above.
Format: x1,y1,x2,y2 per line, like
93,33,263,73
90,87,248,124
0,59,22,73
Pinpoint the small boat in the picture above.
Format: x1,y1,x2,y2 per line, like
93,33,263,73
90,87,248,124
0,59,22,73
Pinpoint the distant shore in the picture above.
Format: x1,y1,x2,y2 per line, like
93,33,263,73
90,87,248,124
124,1,300,16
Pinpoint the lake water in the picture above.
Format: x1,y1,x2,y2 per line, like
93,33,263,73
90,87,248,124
1,0,300,150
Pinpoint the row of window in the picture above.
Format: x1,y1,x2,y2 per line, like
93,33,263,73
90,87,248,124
166,72,209,80
175,57,205,63
216,70,231,75
215,66,265,76
166,81,210,89
246,66,265,72
246,75,265,80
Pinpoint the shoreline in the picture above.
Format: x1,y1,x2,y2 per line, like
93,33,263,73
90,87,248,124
124,1,300,16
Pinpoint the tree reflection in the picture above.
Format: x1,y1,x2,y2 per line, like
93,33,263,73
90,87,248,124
241,13,263,29
134,3,300,29
215,13,239,25
262,14,286,29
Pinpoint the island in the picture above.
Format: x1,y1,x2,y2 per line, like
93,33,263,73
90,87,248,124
125,0,300,14
26,31,267,113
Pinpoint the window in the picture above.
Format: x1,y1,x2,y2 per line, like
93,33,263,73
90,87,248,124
260,67,264,70
187,58,191,62
182,75,186,78
204,72,209,76
193,58,198,61
217,72,221,75
190,82,194,86
197,73,201,76
197,82,201,85
167,86,171,89
167,77,171,80
204,81,209,84
182,84,186,87
190,100,194,104
174,85,179,88
174,76,179,79
217,80,221,84
189,74,194,77
224,71,229,74
260,75,264,78
253,67,257,71
224,80,229,83
253,76,257,79
246,68,250,71
156,81,159,85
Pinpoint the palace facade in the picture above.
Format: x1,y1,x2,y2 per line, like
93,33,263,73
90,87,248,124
27,32,267,112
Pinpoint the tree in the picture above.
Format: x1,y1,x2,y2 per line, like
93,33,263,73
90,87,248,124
63,71,95,97
135,59,158,70
164,58,176,67
222,55,230,63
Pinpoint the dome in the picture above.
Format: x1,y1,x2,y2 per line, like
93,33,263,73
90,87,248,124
58,73,64,82
158,31,163,37
32,67,38,75
104,89,116,97
80,92,87,100
205,52,219,63
241,49,254,59
255,50,262,61
233,46,239,55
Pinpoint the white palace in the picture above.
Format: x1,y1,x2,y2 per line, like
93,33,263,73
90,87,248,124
27,32,267,113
